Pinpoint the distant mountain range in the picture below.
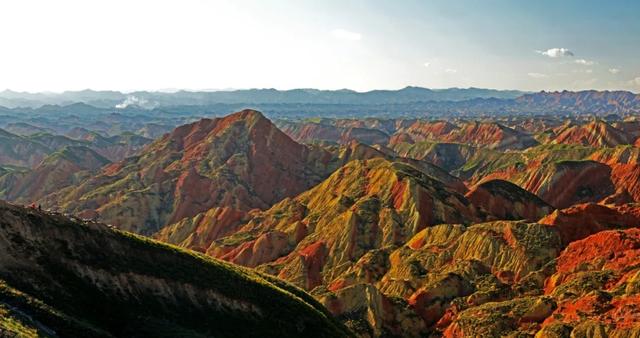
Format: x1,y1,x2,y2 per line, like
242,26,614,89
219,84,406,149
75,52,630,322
1,89,639,121
0,87,525,108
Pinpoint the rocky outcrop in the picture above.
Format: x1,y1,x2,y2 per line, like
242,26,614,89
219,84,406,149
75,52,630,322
154,206,248,252
388,121,458,145
445,121,539,150
466,179,553,221
390,142,478,172
479,159,615,209
539,203,640,245
551,120,633,147
441,226,640,336
317,284,426,338
277,120,390,145
443,296,557,337
541,229,640,336
44,110,338,234
390,121,537,150
211,158,481,279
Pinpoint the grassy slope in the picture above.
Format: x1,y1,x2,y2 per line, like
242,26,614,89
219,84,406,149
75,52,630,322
0,201,352,338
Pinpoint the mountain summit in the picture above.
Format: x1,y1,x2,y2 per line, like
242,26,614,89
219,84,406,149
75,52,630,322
44,109,337,234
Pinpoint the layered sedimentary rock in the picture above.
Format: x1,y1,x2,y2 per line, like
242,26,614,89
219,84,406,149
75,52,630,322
541,229,640,337
390,121,537,150
441,216,640,337
6,109,640,337
277,120,390,146
478,159,615,209
29,131,151,162
0,146,110,203
465,179,553,221
172,156,586,336
539,203,640,245
155,142,468,251
44,110,337,234
550,120,633,147
388,120,458,145
515,90,640,114
206,158,482,274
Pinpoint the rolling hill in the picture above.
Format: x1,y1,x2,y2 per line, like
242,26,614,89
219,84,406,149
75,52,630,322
0,200,351,337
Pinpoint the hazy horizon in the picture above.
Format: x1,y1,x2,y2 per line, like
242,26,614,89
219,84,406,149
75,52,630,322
2,86,640,96
2,85,526,95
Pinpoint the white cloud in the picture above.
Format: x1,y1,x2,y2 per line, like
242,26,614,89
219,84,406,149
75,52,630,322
527,72,548,78
537,48,574,58
609,68,621,74
444,68,457,74
331,29,362,41
630,77,640,86
423,62,431,68
574,59,595,66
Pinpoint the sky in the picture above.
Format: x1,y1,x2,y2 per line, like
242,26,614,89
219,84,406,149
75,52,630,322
0,0,639,93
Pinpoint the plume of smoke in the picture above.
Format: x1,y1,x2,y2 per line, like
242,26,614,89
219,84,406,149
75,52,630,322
115,95,158,109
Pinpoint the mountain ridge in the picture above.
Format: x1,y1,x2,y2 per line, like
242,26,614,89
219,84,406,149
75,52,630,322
0,200,352,337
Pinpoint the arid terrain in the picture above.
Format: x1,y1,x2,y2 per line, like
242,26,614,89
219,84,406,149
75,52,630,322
0,89,640,337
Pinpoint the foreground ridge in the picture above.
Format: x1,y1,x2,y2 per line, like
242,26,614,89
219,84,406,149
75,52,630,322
0,200,352,338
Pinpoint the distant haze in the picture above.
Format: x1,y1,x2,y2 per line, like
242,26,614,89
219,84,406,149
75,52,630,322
0,0,638,92
0,87,527,109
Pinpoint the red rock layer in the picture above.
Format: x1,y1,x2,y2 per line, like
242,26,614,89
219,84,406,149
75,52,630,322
465,179,552,221
539,203,640,246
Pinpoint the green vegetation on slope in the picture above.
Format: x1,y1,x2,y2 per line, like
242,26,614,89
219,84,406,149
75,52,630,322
0,201,352,338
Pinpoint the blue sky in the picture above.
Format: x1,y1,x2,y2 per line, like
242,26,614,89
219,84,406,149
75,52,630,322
0,0,638,92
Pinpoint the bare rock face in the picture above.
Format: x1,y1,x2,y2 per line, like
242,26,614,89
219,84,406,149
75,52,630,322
541,228,640,336
277,120,390,146
466,179,553,221
317,283,426,338
206,183,566,337
389,120,458,145
208,158,481,286
443,121,539,150
431,226,640,338
390,142,477,173
182,158,486,336
443,296,557,337
480,159,615,209
44,110,337,234
551,120,633,147
408,273,474,325
390,121,537,150
154,206,248,252
155,141,469,260
12,110,640,337
538,203,640,245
